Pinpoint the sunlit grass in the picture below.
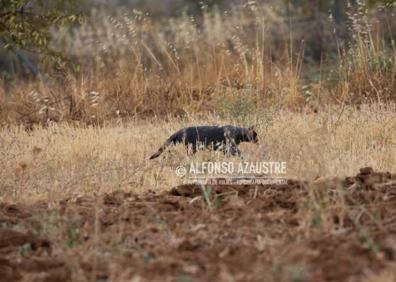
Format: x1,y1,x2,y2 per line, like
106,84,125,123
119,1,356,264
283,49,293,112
1,103,395,203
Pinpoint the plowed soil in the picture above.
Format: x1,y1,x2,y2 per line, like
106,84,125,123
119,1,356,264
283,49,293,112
1,167,396,282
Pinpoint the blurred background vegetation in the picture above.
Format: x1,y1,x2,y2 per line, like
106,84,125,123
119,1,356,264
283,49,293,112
0,0,395,125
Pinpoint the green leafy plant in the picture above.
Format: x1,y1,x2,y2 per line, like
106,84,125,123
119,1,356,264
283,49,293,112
0,0,82,64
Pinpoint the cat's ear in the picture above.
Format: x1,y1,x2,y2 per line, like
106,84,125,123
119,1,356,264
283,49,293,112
248,124,257,130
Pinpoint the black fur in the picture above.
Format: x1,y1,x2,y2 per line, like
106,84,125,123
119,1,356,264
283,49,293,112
149,125,258,159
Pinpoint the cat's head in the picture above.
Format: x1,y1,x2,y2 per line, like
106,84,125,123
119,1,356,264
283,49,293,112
243,125,258,143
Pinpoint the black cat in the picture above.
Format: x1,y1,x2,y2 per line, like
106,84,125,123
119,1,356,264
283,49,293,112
149,125,258,159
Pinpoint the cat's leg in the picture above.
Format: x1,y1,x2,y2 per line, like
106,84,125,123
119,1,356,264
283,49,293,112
230,146,242,157
223,131,241,157
227,144,244,160
213,141,223,151
223,142,241,158
191,144,197,154
184,142,197,156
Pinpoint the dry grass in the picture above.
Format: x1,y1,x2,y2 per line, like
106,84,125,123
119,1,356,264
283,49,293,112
0,2,395,125
1,103,395,203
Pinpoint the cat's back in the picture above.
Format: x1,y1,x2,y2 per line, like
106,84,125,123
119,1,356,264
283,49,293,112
179,125,225,142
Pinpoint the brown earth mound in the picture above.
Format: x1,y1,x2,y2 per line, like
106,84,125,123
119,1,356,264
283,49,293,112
0,167,395,282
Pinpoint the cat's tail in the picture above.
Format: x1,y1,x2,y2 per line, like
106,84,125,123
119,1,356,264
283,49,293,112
148,132,181,160
148,142,170,159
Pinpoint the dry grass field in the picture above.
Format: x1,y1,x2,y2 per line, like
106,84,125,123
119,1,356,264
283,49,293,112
1,1,396,281
1,103,395,203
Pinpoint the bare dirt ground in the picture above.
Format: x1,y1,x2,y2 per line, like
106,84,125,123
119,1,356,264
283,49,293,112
0,167,395,282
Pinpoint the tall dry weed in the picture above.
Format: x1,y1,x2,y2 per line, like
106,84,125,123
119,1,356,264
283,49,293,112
0,1,395,125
